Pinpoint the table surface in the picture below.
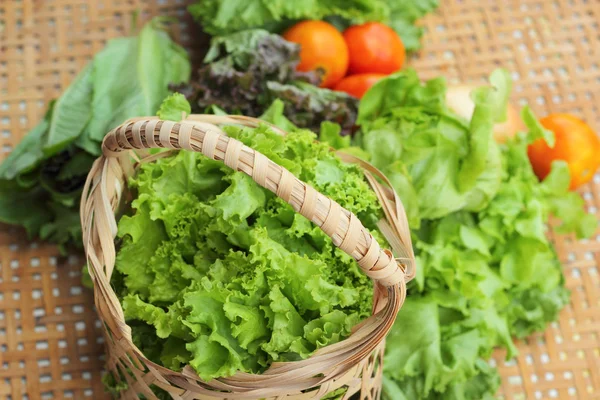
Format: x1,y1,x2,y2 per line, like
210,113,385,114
0,1,599,399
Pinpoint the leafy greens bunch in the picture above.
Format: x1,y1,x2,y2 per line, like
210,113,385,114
323,69,596,399
0,19,190,251
115,121,386,381
188,0,439,52
173,29,359,135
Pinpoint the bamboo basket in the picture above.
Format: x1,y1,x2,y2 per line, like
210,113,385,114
80,114,416,399
2,1,600,399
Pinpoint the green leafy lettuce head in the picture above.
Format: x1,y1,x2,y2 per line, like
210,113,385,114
357,69,595,399
114,123,385,381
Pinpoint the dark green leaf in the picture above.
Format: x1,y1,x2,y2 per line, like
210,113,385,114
44,64,93,156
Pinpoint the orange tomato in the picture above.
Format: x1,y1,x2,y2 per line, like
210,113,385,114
528,113,600,190
283,20,349,88
343,22,405,75
333,73,386,98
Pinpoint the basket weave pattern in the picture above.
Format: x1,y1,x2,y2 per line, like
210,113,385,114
81,115,415,399
1,0,600,399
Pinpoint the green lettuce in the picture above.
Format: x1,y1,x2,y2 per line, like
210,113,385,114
386,0,440,52
0,19,190,250
115,124,383,381
355,68,509,227
332,69,595,399
156,93,192,122
188,0,438,52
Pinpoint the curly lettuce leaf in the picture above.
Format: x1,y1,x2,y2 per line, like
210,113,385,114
116,126,379,381
258,99,298,132
157,93,191,121
356,69,506,225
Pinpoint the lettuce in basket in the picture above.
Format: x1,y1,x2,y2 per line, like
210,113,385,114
0,18,190,251
115,122,387,380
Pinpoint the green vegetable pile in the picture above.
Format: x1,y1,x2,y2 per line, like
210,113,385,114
0,19,190,251
189,0,439,52
323,69,596,399
114,122,386,381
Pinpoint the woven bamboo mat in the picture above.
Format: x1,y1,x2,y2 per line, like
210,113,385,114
0,0,599,399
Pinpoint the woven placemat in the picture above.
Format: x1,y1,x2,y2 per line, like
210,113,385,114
1,0,599,399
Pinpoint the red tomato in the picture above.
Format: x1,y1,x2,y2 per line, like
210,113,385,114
343,22,406,75
333,73,387,98
283,20,349,88
528,113,600,190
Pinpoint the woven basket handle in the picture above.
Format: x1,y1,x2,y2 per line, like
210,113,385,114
101,116,406,287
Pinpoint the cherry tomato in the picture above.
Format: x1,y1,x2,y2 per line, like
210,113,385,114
333,73,387,98
528,113,600,190
343,22,405,75
283,20,349,88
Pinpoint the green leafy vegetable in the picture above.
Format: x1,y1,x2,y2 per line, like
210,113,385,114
386,0,440,52
157,93,191,121
115,124,383,380
45,65,94,156
329,69,595,399
0,18,190,251
173,29,358,135
521,105,555,146
189,0,386,35
355,68,507,226
87,19,190,142
188,0,438,52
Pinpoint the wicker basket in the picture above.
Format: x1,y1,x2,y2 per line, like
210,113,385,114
80,114,416,399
